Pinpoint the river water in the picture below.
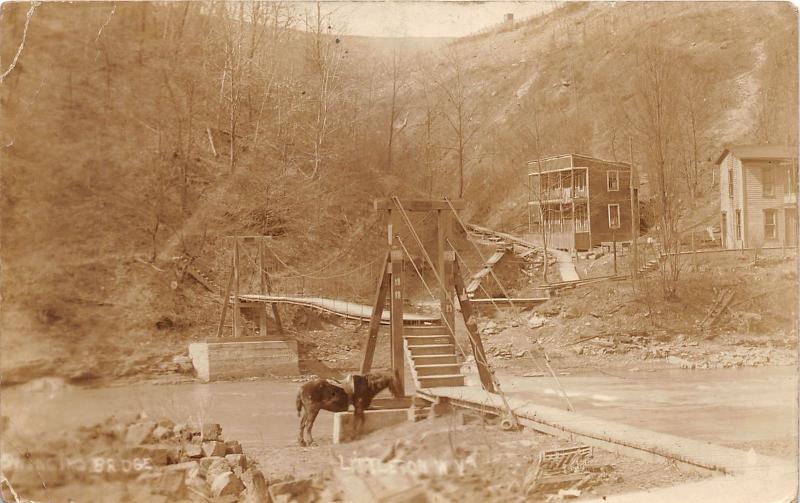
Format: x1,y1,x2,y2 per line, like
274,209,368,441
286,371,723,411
1,367,796,456
501,366,797,448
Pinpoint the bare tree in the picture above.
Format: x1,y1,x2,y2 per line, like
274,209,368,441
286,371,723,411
302,2,346,180
414,63,442,196
435,48,479,198
677,72,712,208
626,46,684,297
385,48,403,172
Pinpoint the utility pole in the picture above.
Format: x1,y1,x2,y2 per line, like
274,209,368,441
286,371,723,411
629,137,639,284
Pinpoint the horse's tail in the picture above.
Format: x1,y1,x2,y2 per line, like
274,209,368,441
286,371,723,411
296,389,303,417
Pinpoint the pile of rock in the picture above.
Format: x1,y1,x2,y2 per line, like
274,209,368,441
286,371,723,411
481,320,502,336
486,344,527,360
148,355,194,375
126,418,269,502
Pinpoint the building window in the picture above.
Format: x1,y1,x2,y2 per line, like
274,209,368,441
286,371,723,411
608,204,621,229
721,212,727,245
607,170,619,191
735,210,742,241
575,205,588,232
575,171,587,196
764,209,777,240
728,169,734,198
787,166,798,195
763,167,775,197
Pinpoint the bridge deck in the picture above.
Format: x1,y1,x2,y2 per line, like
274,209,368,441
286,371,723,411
417,386,786,477
235,294,439,324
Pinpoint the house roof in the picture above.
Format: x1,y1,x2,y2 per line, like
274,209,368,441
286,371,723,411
527,153,630,176
714,145,797,165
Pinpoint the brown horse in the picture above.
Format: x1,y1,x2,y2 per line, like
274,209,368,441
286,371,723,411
295,370,400,446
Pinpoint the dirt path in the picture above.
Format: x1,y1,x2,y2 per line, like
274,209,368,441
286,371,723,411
548,247,581,281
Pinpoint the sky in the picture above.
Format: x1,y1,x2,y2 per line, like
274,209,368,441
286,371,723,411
294,1,559,38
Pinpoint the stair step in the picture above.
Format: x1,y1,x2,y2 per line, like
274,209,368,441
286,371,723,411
405,335,453,345
414,363,462,376
407,344,456,356
404,325,449,335
412,355,458,365
417,374,465,387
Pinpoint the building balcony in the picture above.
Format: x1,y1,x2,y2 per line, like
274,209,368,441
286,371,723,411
530,187,588,204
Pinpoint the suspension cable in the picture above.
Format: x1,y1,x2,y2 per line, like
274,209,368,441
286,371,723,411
395,236,469,360
444,197,518,310
396,228,518,423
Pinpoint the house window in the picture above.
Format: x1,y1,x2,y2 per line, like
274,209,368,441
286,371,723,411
575,205,588,232
608,204,621,229
735,210,742,241
721,212,727,245
728,169,734,198
787,166,798,195
575,171,587,196
763,167,775,197
607,170,619,191
764,209,778,240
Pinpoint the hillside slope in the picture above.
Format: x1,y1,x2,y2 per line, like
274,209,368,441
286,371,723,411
0,2,796,383
390,1,797,228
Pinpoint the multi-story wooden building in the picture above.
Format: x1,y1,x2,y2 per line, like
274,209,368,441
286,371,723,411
716,145,797,249
528,154,633,251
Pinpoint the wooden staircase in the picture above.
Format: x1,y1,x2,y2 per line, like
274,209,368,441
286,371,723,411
638,258,660,274
465,247,509,298
403,324,465,389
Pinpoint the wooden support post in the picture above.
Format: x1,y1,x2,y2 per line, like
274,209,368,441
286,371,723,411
442,251,455,335
453,260,496,393
390,248,405,397
215,258,235,338
612,231,617,276
437,210,454,334
360,251,391,374
258,240,268,337
233,237,241,338
629,138,639,284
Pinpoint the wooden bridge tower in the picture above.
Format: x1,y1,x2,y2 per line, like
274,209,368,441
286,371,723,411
360,198,494,397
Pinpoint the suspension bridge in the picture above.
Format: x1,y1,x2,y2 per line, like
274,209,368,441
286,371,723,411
189,198,791,495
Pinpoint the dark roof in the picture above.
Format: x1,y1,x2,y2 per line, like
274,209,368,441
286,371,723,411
715,145,797,165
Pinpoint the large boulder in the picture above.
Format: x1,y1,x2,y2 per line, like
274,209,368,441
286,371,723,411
226,454,248,473
202,423,223,441
125,421,156,446
202,440,227,457
152,425,173,442
225,440,243,454
206,457,234,482
211,471,245,498
155,470,186,498
183,442,203,459
241,468,270,503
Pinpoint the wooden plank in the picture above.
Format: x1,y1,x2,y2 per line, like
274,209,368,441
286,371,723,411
233,237,241,338
420,386,787,477
214,259,235,338
442,251,455,336
469,297,548,306
438,211,455,335
374,199,465,211
390,248,405,397
186,265,215,292
360,251,391,374
258,240,268,337
452,260,495,392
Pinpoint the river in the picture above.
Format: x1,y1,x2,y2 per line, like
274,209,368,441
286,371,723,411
1,367,796,457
